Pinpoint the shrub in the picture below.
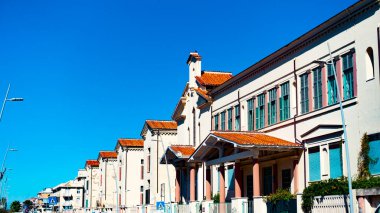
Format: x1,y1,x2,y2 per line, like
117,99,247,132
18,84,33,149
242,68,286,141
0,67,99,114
301,176,380,212
212,193,220,203
264,188,295,204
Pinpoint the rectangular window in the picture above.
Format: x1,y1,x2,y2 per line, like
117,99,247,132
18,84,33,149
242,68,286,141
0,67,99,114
234,105,240,130
280,82,290,121
282,169,291,190
342,53,354,100
247,99,254,131
119,167,122,181
221,111,226,131
147,154,151,173
214,114,219,130
327,62,338,105
308,147,320,181
227,108,233,130
369,139,380,175
268,88,277,125
256,93,265,129
329,143,343,178
313,67,322,110
300,73,309,114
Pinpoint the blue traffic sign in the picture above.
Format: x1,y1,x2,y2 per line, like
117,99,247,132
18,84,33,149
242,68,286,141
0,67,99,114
48,197,58,205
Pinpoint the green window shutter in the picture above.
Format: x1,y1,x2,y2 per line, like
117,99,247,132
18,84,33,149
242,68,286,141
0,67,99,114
329,145,343,178
309,149,321,181
279,97,283,121
256,108,259,129
369,140,380,175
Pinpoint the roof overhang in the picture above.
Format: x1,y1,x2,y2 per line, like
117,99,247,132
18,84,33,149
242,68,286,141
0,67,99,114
189,132,302,165
160,146,194,165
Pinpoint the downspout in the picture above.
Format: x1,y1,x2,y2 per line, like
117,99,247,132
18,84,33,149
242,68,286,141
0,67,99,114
210,105,213,130
238,90,241,131
125,147,128,208
156,130,159,197
378,27,380,84
90,167,93,209
105,159,107,201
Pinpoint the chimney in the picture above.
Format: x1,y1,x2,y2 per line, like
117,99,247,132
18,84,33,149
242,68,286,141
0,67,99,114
187,52,202,88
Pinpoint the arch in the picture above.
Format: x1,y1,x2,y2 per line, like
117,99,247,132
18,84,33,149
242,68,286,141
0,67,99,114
365,47,375,80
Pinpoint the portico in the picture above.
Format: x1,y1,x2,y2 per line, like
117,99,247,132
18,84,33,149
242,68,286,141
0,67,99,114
190,131,302,212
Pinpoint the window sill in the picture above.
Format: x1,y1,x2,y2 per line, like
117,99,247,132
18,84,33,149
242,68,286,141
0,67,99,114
366,77,375,82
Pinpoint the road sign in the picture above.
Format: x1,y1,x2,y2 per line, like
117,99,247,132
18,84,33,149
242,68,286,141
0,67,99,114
156,201,165,211
48,197,57,205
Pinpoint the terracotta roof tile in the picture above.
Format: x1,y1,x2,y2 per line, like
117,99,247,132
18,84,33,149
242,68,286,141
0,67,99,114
212,131,301,148
118,138,144,147
86,160,99,167
146,120,177,130
170,145,195,157
194,88,211,101
195,71,233,87
99,151,118,158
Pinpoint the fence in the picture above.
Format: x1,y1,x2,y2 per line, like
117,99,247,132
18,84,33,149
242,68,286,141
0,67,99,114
242,201,253,213
209,203,232,213
312,195,349,213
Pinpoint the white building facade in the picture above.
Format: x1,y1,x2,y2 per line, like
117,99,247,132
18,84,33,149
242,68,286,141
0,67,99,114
84,160,100,211
115,138,144,212
98,151,118,211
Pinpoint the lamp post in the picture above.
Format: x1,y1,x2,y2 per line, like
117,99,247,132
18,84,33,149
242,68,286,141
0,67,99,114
0,83,24,123
313,43,354,213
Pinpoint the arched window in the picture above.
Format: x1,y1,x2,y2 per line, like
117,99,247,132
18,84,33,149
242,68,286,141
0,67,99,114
365,47,375,80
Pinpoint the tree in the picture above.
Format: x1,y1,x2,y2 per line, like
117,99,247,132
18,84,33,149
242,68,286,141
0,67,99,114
22,200,33,211
10,201,21,213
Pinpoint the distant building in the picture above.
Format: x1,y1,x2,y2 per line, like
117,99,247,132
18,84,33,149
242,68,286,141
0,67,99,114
51,170,85,212
84,160,100,211
114,138,144,210
97,151,118,211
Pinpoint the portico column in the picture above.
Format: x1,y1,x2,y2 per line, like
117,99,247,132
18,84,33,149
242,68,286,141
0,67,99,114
219,164,226,203
206,167,212,201
234,161,242,198
293,160,299,194
190,165,196,202
175,168,181,203
253,158,260,196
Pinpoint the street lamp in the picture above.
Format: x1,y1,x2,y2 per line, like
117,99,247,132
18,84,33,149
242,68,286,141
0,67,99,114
0,146,17,181
313,42,354,213
0,84,24,122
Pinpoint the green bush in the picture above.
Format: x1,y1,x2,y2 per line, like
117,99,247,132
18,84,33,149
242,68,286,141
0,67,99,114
264,188,295,204
302,176,380,212
212,193,220,203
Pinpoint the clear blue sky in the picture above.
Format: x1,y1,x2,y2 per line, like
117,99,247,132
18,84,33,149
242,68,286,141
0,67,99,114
0,0,357,203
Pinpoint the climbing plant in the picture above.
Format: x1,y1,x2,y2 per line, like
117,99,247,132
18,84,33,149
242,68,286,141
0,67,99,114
357,133,371,179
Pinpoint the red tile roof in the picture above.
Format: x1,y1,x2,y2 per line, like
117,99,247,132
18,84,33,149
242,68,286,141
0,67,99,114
118,139,144,147
212,131,301,148
146,120,177,130
86,160,99,167
195,71,233,87
194,88,211,101
99,151,118,158
170,145,195,157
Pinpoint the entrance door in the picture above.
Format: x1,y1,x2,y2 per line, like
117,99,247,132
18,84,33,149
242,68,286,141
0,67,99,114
263,167,273,195
246,175,253,199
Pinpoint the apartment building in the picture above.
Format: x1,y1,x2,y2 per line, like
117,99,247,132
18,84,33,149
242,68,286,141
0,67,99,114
161,52,233,211
84,160,100,211
160,0,380,212
114,138,144,211
98,151,118,211
140,120,177,208
51,170,86,212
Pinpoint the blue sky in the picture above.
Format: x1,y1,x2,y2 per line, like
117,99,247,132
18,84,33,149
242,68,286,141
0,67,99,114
0,0,357,203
